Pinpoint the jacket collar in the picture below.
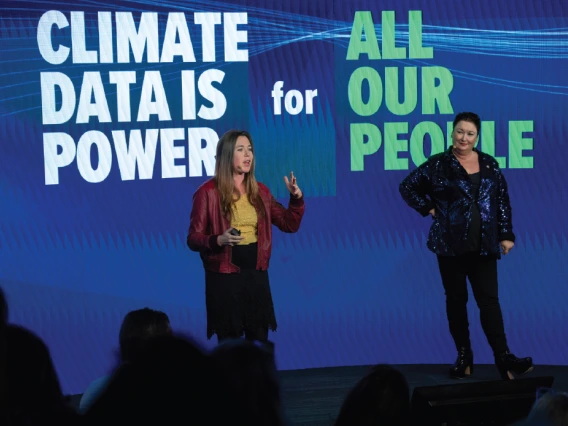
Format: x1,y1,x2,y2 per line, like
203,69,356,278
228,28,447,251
443,146,494,185
443,146,491,167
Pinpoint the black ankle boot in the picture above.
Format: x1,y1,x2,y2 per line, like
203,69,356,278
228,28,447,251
450,347,474,379
495,351,534,380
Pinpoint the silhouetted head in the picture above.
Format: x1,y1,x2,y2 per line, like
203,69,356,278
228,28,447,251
0,287,7,327
118,308,172,363
211,339,284,426
527,391,568,426
0,287,75,423
84,334,244,425
335,364,410,426
0,286,7,412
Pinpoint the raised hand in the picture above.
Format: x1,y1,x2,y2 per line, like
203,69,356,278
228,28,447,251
284,171,302,199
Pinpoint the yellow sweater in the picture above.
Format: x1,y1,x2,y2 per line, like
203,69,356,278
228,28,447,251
231,195,258,245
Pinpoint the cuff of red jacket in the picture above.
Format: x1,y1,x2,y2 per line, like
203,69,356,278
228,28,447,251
499,232,516,243
289,193,305,207
209,234,221,249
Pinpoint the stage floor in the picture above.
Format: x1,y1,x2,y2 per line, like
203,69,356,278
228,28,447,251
67,364,567,425
279,364,568,425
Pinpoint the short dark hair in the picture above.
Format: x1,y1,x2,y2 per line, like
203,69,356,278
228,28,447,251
119,308,171,363
453,112,481,135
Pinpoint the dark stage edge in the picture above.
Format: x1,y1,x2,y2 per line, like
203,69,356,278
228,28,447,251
278,364,568,425
67,364,567,425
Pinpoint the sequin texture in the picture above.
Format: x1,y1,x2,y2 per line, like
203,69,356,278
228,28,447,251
399,148,515,257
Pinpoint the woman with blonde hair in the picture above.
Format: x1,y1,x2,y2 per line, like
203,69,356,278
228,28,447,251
187,130,305,343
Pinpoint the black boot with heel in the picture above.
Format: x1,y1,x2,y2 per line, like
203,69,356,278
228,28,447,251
450,347,474,379
495,351,533,380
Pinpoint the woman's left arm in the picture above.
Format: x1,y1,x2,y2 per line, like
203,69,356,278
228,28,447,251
496,169,515,243
269,172,305,233
270,195,305,233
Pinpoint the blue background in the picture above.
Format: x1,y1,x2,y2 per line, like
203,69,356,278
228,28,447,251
1,0,567,394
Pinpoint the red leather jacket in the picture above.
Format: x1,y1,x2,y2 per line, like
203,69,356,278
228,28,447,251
187,178,305,273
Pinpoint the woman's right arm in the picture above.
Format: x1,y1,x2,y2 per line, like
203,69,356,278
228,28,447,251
186,188,221,252
399,161,435,217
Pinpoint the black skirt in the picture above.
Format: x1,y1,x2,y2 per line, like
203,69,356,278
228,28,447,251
205,243,277,339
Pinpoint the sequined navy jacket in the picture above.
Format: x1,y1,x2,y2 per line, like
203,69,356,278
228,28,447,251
399,147,515,257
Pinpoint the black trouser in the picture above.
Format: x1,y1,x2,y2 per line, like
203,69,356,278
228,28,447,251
437,254,508,354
